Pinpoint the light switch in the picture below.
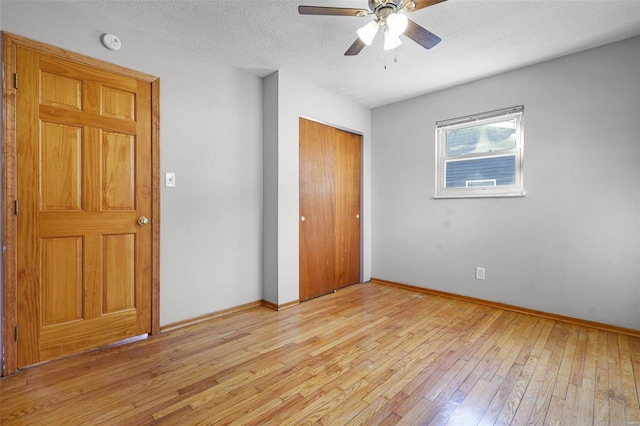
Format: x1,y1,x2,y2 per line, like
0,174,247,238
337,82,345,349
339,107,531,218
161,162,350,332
165,172,176,187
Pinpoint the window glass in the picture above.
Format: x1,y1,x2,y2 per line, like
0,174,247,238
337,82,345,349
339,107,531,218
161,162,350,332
446,121,516,157
435,106,524,198
445,155,516,188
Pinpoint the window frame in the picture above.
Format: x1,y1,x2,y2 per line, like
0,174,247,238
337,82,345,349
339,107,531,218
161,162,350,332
434,106,525,199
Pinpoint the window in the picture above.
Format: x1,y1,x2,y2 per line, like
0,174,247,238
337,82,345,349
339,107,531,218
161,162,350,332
435,106,524,198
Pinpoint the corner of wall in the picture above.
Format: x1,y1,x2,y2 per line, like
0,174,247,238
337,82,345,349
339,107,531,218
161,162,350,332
262,72,279,304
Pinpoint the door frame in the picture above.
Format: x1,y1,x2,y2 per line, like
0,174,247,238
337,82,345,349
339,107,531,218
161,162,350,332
1,32,161,376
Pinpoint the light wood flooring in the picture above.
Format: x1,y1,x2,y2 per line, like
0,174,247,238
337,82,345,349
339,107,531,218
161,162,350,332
1,283,639,425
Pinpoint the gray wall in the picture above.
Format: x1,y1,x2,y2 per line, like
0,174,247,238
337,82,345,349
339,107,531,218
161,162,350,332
262,73,279,304
0,1,264,326
371,36,640,329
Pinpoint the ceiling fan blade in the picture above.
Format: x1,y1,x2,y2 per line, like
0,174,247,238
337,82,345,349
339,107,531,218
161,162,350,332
344,38,366,56
298,6,368,17
404,19,442,49
402,0,447,12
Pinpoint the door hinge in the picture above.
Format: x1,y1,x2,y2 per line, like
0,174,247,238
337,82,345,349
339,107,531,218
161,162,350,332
15,325,19,342
14,200,19,216
14,73,18,90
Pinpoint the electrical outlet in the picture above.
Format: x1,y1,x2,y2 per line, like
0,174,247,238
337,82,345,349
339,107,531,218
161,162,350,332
475,267,485,280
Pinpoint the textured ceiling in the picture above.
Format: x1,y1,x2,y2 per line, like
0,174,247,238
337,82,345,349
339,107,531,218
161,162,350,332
66,0,640,108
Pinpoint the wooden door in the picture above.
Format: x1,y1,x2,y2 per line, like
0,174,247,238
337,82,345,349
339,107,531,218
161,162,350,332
299,119,336,300
16,46,152,367
299,118,361,301
335,130,361,289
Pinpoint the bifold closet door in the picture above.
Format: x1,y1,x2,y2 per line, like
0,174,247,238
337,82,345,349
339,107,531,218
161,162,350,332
299,118,361,301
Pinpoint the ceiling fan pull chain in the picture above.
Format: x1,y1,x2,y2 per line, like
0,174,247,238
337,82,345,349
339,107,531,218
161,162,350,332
383,52,399,70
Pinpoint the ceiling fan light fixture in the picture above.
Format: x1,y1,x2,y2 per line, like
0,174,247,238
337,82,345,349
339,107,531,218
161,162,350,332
383,28,402,50
298,0,446,56
357,20,379,46
386,12,408,36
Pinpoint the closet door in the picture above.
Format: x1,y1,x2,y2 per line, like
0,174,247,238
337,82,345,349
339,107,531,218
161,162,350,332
335,130,361,288
299,118,336,301
299,118,361,301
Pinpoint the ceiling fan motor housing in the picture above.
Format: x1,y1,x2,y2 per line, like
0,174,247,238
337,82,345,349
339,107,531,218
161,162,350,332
369,0,402,14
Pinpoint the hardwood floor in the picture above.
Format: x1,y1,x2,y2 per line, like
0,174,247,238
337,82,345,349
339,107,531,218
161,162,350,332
1,283,639,425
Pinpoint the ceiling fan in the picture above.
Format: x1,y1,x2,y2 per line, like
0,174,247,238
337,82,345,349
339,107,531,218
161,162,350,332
298,0,446,56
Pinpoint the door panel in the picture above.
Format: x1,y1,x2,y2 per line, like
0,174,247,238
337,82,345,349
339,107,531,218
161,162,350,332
101,86,136,120
16,46,152,367
103,234,136,313
40,122,83,210
102,131,135,209
41,237,83,325
299,118,361,301
335,130,361,288
299,118,336,301
40,71,82,111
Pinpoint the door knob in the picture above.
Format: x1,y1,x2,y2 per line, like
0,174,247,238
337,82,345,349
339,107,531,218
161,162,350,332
138,216,149,226
301,216,306,222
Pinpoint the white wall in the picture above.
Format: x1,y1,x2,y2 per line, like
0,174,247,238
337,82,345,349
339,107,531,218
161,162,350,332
372,36,640,329
263,70,372,305
0,1,264,326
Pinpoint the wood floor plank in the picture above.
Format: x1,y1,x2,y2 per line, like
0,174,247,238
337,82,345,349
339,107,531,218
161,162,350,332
393,308,495,414
457,311,520,395
491,318,550,423
552,324,579,400
396,396,436,425
618,335,640,424
511,346,552,423
1,283,639,425
577,376,596,425
438,315,518,401
355,393,409,425
584,328,599,379
526,322,570,424
561,382,581,424
608,331,626,425
316,379,370,425
478,363,523,424
491,315,531,379
544,395,566,425
423,396,460,425
593,366,611,425
569,327,589,386
408,354,464,405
